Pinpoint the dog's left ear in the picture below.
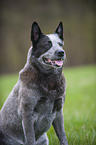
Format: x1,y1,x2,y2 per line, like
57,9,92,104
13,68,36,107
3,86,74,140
31,22,43,47
55,22,64,41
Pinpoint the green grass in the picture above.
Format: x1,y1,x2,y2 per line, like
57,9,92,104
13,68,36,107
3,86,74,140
0,65,96,145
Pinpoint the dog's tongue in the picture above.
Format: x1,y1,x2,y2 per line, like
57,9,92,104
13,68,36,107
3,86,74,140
55,60,63,66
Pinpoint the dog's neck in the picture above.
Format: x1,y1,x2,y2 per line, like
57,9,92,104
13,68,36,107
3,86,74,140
32,62,63,80
20,62,65,97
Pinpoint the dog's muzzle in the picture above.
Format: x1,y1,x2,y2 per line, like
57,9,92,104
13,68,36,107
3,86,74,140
42,50,65,67
56,50,65,58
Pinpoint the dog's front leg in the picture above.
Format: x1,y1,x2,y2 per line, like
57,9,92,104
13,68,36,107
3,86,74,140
22,115,36,145
52,109,68,145
19,93,36,145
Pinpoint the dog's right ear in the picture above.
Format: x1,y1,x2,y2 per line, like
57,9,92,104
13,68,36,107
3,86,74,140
31,22,43,48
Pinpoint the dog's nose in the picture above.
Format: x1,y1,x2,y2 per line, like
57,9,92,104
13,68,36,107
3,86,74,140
56,50,64,57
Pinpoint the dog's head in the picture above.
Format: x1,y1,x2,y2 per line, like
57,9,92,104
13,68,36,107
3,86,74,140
30,22,66,74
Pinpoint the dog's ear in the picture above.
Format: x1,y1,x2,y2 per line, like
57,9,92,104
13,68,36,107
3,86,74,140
55,22,64,41
31,22,43,47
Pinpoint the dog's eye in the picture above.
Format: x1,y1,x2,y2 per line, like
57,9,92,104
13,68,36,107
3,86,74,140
47,41,52,47
48,41,52,45
43,41,52,48
58,42,63,47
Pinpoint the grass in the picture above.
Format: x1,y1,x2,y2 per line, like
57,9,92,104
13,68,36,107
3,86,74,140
0,65,96,145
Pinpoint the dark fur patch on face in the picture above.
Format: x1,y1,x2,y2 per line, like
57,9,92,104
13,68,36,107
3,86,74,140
32,35,52,58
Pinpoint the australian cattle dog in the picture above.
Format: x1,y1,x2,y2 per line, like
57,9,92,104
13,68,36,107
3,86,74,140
0,22,68,145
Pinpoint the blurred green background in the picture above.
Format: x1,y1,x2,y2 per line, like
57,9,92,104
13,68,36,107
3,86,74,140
0,0,96,74
0,0,96,144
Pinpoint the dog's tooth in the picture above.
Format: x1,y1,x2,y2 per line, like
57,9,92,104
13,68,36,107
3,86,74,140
48,59,51,62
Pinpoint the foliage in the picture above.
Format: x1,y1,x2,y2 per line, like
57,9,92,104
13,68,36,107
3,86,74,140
0,65,96,145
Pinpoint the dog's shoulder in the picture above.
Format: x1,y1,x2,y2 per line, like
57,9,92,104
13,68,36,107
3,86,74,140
19,64,37,86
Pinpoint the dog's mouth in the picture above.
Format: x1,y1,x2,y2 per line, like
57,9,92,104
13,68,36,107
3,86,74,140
42,57,63,67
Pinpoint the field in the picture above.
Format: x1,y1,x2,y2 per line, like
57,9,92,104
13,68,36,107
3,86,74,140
0,65,96,145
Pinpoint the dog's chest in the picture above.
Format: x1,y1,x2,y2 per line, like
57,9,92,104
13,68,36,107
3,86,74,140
34,96,63,114
33,96,63,138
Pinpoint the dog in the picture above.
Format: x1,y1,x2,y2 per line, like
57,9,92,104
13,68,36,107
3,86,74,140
0,22,68,145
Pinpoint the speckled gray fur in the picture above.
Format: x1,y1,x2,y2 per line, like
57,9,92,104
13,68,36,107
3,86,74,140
0,22,68,145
